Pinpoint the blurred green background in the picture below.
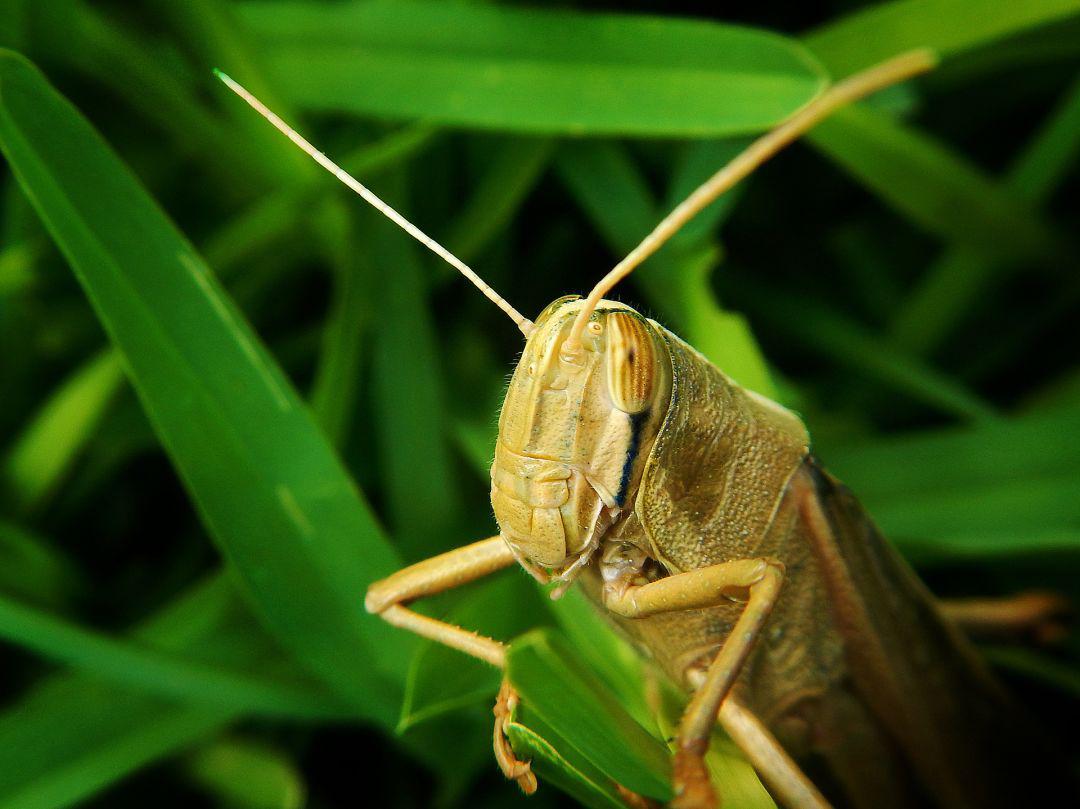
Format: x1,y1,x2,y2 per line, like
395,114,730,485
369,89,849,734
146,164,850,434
0,1,1079,807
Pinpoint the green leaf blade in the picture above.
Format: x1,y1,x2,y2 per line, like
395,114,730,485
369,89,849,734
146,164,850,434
0,49,407,723
237,2,827,136
508,629,673,800
805,0,1080,78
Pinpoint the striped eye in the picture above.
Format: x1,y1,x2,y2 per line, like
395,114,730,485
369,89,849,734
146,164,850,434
604,312,656,414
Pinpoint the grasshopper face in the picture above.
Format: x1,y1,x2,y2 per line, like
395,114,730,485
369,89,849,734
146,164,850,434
491,297,672,581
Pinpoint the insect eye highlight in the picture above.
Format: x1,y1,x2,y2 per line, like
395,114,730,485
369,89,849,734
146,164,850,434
604,312,656,414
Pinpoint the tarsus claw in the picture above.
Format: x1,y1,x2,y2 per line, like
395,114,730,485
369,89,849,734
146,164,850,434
493,679,538,794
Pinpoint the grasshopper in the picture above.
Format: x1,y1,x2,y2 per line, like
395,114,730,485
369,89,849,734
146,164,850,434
219,49,1075,808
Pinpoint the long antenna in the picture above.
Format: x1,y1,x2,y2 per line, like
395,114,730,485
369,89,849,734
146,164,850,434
214,70,534,337
564,48,938,351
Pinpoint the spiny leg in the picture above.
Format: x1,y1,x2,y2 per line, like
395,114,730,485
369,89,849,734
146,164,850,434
366,536,536,793
604,557,798,809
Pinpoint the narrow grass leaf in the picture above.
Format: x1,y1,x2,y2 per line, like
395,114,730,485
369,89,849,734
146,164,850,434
150,0,316,186
237,1,826,136
861,474,1079,547
807,105,1054,261
0,590,348,720
823,407,1080,498
0,686,232,809
369,176,464,560
889,75,1080,355
1,350,123,514
823,408,1080,557
505,720,628,809
508,629,672,800
34,1,269,189
663,138,751,250
0,576,257,808
804,0,1080,78
0,520,81,608
309,209,372,449
444,137,554,263
547,590,773,805
545,586,655,731
740,285,997,422
0,51,409,720
984,647,1080,700
202,124,439,276
183,738,305,809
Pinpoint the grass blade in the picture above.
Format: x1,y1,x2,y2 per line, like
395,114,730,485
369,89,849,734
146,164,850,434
805,0,1080,78
0,520,81,608
183,738,305,809
237,1,826,136
398,574,544,733
824,407,1080,556
369,174,464,560
740,285,998,422
508,629,672,800
807,105,1054,262
0,50,409,721
309,209,372,448
505,720,628,809
1,351,123,514
444,137,554,263
0,576,249,808
889,75,1080,354
0,590,347,720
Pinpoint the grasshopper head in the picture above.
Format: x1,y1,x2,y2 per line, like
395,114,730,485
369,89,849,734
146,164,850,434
491,297,671,583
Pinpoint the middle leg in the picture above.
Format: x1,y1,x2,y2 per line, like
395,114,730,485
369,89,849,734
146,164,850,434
604,557,798,809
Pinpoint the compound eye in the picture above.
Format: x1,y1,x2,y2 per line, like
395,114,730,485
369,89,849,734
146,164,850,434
604,312,656,414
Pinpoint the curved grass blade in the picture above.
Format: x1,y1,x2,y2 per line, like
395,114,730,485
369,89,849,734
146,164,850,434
0,576,252,808
505,718,632,809
0,590,348,720
1,350,124,514
0,520,81,608
308,203,371,449
444,137,554,263
183,737,306,809
236,1,826,137
824,407,1080,556
738,283,998,423
0,49,408,721
368,174,464,560
806,105,1054,262
0,683,232,809
507,629,672,800
805,0,1080,78
888,75,1080,355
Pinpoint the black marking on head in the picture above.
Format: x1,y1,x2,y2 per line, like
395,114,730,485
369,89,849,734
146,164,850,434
615,412,647,507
